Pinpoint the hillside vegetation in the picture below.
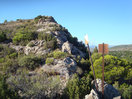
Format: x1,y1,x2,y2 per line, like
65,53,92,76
109,44,132,51
0,16,131,99
109,51,132,63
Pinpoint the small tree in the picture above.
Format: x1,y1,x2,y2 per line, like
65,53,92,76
0,30,6,42
18,55,41,70
4,20,7,23
0,75,20,98
93,46,98,53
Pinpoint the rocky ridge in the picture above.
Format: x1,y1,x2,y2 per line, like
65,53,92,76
1,16,86,98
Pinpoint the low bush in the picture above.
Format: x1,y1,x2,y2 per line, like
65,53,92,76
113,82,132,99
46,58,54,65
0,74,20,98
64,74,91,99
53,50,67,59
44,40,57,50
0,44,16,58
0,30,7,42
38,33,54,41
9,52,18,58
18,55,41,70
13,27,35,46
7,71,61,98
38,33,57,50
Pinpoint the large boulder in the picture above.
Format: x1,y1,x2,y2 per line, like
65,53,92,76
62,41,85,57
85,79,121,99
85,89,99,99
40,57,77,86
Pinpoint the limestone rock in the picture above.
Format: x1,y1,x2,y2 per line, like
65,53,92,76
37,16,57,25
85,79,121,99
9,43,24,53
85,89,99,99
62,41,73,54
24,40,51,55
40,57,77,86
62,41,85,57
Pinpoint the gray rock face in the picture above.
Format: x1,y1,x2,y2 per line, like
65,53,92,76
37,16,57,25
24,40,51,55
10,40,51,55
62,41,73,54
62,41,85,57
85,89,99,99
9,43,24,53
85,79,121,99
40,57,77,85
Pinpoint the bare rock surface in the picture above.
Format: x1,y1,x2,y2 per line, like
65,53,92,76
40,57,77,85
85,79,121,99
62,41,85,57
10,40,51,55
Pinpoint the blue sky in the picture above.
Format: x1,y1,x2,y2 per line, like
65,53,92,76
0,0,132,46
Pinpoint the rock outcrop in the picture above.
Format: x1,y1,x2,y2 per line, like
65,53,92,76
85,79,121,99
40,57,77,86
24,40,51,55
37,16,57,25
10,40,51,55
62,41,85,57
8,15,86,58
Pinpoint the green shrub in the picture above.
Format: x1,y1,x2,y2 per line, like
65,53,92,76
46,58,54,65
1,58,19,73
0,30,7,42
123,85,132,99
80,58,90,71
93,46,98,53
48,52,53,57
0,58,4,63
0,45,16,58
64,74,91,99
0,74,20,98
8,71,61,98
9,52,18,58
44,40,57,50
0,45,18,73
110,51,132,63
53,51,67,59
18,55,41,70
91,53,102,63
38,33,54,41
90,55,131,84
38,33,57,50
13,27,35,45
113,82,132,99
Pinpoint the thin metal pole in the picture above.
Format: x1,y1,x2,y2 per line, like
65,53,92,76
102,43,105,99
87,44,98,91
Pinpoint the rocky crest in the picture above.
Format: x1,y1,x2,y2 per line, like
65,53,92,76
6,16,85,91
8,16,86,58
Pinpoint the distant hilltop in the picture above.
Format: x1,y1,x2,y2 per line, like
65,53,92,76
109,44,132,51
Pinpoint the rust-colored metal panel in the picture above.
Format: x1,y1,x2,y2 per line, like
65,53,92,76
98,44,109,54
